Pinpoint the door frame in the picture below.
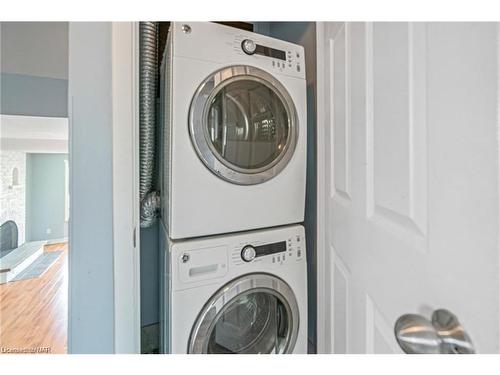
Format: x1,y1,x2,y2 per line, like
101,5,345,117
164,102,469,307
315,21,333,354
68,22,140,353
110,21,141,353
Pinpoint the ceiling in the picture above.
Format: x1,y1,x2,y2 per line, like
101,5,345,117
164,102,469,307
0,114,68,153
0,22,68,80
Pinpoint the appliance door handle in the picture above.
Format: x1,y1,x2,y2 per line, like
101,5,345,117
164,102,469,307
394,309,475,354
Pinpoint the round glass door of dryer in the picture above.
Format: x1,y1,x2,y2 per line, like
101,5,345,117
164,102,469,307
188,274,299,354
189,65,298,185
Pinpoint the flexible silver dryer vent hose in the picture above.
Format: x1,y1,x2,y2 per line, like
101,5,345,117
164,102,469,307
139,21,160,228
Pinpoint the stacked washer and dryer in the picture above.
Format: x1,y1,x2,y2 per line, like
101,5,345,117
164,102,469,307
159,22,308,354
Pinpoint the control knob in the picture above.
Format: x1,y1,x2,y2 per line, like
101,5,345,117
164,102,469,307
241,245,256,262
241,39,257,55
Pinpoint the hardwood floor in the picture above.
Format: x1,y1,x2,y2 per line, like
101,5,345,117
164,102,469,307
0,243,68,354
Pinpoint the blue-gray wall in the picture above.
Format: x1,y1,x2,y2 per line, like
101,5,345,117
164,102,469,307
141,222,160,327
26,153,68,241
0,73,68,117
68,22,115,353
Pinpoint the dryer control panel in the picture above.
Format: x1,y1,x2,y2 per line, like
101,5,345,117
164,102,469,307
173,22,306,80
239,37,303,74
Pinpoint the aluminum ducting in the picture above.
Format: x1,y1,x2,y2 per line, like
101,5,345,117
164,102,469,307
139,22,160,228
140,190,160,228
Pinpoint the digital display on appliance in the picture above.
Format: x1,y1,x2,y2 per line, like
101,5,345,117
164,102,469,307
255,241,287,257
255,45,286,61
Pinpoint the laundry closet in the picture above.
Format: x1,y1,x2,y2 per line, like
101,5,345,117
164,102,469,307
139,22,317,354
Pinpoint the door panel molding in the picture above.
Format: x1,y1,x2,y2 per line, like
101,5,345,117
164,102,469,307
365,22,428,251
365,295,400,354
333,248,350,354
330,23,352,203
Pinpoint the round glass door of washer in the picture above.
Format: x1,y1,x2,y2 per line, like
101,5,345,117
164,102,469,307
188,274,300,354
189,65,298,185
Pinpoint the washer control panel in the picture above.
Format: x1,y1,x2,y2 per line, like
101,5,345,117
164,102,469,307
232,232,304,266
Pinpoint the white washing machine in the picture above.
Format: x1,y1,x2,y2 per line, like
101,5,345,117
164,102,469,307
160,223,307,354
160,22,307,239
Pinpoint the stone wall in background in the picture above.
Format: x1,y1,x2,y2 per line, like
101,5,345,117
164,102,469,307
0,151,26,244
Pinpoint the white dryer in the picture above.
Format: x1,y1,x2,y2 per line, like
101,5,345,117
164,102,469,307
161,22,307,239
160,224,307,354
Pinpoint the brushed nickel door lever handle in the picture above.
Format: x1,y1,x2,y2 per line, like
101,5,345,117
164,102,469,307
394,309,475,354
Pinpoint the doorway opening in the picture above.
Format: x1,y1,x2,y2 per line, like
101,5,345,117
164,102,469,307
0,22,69,354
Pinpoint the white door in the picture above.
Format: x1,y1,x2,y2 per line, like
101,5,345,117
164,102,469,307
317,22,500,353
